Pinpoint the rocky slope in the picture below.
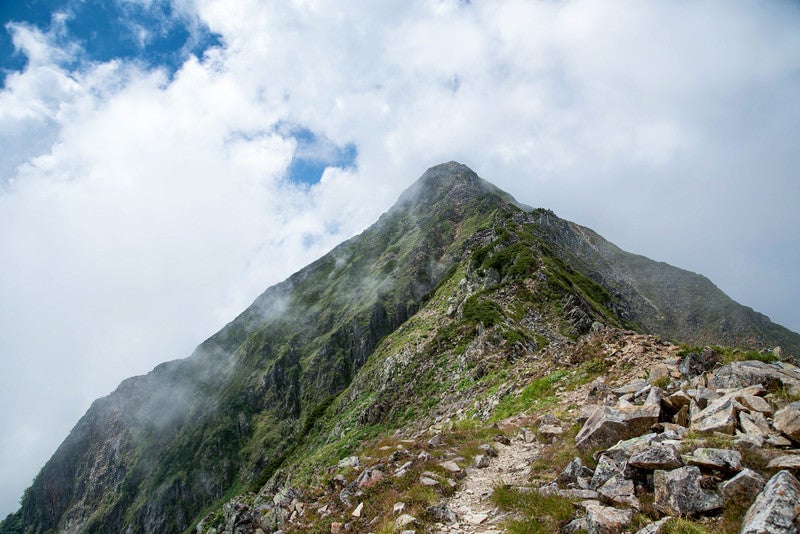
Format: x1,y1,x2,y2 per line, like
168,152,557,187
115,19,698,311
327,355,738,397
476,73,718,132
2,162,798,534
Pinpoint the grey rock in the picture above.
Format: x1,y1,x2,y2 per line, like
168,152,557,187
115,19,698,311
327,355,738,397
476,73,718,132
680,347,721,377
721,468,766,506
684,447,742,472
559,457,587,485
590,454,625,490
598,473,639,509
739,394,773,415
582,500,633,534
613,379,649,395
774,401,800,442
740,410,771,436
473,454,490,468
766,434,794,447
767,454,800,471
667,390,692,409
653,466,723,516
575,405,660,453
690,397,742,435
740,470,800,534
709,360,800,395
628,444,682,470
478,443,498,457
426,502,456,523
633,518,669,534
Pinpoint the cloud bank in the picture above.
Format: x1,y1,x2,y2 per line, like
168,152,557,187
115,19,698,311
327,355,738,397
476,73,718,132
2,0,800,516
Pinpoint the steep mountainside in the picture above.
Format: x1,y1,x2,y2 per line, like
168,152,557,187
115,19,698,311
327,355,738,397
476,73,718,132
3,162,798,534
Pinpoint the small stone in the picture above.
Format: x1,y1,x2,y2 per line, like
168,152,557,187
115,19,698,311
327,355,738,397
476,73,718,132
395,514,416,527
722,468,766,506
419,476,439,486
337,455,359,468
613,379,649,395
427,434,443,448
418,450,432,462
740,470,800,534
519,428,536,443
474,454,490,468
393,502,406,514
539,424,565,438
598,473,639,508
351,502,363,518
426,502,456,523
464,512,489,524
633,518,670,534
493,434,511,445
478,443,498,457
590,454,624,490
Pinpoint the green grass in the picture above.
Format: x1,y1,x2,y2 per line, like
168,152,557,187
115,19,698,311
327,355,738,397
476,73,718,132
491,370,567,421
492,484,575,532
662,518,710,534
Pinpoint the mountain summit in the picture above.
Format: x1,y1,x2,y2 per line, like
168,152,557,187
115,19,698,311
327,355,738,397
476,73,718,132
3,163,798,533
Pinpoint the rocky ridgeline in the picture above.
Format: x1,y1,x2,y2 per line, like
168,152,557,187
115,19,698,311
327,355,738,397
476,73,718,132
543,350,800,533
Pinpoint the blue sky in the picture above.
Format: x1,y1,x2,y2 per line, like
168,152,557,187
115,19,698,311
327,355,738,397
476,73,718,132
1,0,800,520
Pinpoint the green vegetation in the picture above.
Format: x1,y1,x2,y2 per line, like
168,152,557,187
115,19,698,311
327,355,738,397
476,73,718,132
491,370,567,421
491,484,575,533
462,294,503,327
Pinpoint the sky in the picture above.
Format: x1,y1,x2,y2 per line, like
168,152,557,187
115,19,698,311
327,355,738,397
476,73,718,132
1,0,799,518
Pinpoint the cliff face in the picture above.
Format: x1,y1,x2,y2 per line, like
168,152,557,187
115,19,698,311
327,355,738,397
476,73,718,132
4,162,798,533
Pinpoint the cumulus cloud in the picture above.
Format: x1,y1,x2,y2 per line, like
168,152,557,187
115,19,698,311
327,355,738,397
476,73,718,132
2,0,800,516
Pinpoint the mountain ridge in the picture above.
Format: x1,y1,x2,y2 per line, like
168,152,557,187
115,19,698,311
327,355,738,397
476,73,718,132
2,162,798,533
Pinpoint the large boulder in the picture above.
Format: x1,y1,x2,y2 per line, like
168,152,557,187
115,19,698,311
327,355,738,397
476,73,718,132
575,404,660,453
689,397,742,435
740,470,800,534
773,401,800,442
721,468,765,507
628,444,682,470
581,500,633,534
653,466,723,516
708,360,800,395
684,448,742,473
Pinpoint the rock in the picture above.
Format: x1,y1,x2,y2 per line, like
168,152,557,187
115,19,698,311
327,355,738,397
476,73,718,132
605,433,657,460
539,424,565,438
478,443,498,457
563,517,590,534
648,364,672,385
667,390,692,409
427,434,443,448
519,427,536,443
418,450,432,462
673,405,689,427
613,379,649,395
709,360,800,395
628,444,682,470
464,512,489,524
575,404,660,453
393,502,406,514
426,502,456,523
419,476,439,486
579,404,603,425
493,434,511,445
739,394,773,415
653,466,723,516
767,454,800,470
766,434,794,447
598,474,639,508
773,401,800,442
684,448,742,472
644,387,663,406
740,470,800,534
559,457,589,485
338,456,359,468
721,468,766,506
590,455,625,490
356,468,384,488
734,433,764,449
474,454,490,468
690,397,742,435
633,518,670,534
440,460,465,479
582,500,633,534
351,502,363,518
740,411,771,436
395,514,416,527
680,347,721,377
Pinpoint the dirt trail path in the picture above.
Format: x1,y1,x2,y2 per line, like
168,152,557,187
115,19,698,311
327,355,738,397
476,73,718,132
435,435,541,533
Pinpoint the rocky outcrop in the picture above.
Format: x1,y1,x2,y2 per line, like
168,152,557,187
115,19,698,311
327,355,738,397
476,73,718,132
740,470,800,534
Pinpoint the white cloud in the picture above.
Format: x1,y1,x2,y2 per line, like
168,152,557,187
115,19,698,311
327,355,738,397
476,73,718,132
2,0,800,516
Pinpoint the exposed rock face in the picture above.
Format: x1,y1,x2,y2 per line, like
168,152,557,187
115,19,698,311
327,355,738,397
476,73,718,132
575,404,660,452
740,470,800,534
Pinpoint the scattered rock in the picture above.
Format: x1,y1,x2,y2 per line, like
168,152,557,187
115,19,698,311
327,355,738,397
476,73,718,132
575,404,660,453
633,517,670,534
395,514,416,527
426,502,456,523
773,401,800,442
628,444,682,470
709,360,800,394
767,454,800,471
351,502,363,518
680,347,721,377
690,397,742,435
598,473,639,509
427,434,443,448
582,500,633,534
474,454,490,468
338,456,359,469
684,448,742,472
653,466,723,516
721,468,766,506
478,443,498,457
419,476,439,487
393,502,406,514
740,470,800,534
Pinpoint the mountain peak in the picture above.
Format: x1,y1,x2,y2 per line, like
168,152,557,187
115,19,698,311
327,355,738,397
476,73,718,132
395,161,525,212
